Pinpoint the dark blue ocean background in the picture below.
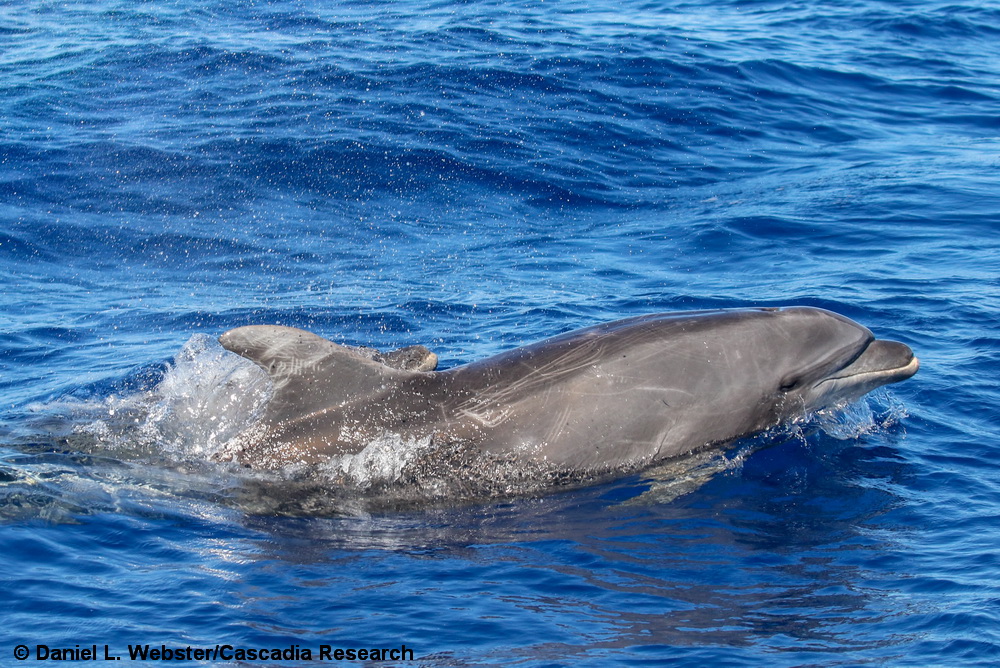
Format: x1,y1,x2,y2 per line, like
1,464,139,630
2,0,999,665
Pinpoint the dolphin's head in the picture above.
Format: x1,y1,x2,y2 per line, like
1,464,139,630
763,307,918,414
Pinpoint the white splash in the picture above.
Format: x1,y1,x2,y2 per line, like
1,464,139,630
814,389,909,441
71,334,272,461
320,433,433,488
146,334,272,457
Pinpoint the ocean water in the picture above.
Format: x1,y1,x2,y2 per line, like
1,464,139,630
2,0,999,665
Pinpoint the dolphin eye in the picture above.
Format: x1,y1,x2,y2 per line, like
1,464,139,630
779,378,800,393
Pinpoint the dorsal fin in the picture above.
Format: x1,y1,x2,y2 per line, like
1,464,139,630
218,325,412,425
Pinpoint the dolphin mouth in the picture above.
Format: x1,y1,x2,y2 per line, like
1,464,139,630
815,339,919,398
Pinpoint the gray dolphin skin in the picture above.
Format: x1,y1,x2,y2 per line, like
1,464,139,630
218,307,918,474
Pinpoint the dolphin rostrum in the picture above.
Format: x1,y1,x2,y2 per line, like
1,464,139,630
217,307,918,475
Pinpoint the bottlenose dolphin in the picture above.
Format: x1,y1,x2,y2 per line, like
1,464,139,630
218,307,917,474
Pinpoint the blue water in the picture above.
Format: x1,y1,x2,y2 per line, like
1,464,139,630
2,0,999,665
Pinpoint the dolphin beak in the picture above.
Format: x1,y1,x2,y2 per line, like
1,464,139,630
816,339,918,400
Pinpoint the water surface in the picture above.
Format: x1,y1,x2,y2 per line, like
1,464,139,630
2,0,999,665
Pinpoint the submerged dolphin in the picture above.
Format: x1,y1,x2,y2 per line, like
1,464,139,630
218,307,918,474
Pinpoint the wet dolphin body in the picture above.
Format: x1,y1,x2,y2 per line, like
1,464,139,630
218,307,918,474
